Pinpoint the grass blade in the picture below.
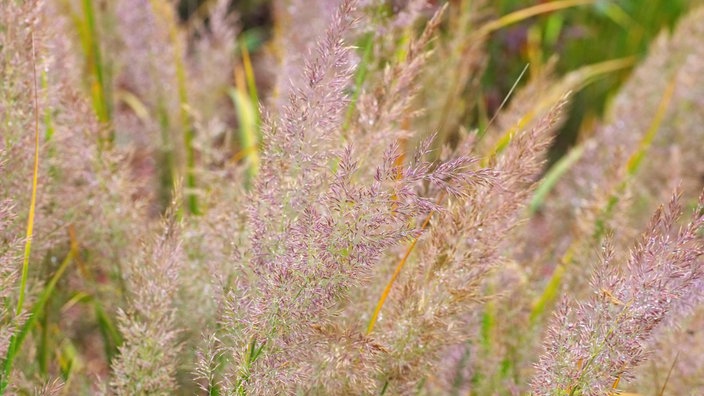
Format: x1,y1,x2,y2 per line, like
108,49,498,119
367,210,434,334
1,235,75,393
80,0,112,147
529,144,585,214
478,0,597,37
16,31,41,317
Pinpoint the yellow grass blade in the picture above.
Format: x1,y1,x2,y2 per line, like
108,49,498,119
241,40,259,107
230,67,260,188
116,90,151,123
17,31,41,316
478,0,597,37
367,211,434,334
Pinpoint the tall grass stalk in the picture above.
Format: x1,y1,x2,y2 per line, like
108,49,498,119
149,0,200,215
230,59,260,189
172,26,199,215
77,0,112,147
16,32,40,318
367,210,435,334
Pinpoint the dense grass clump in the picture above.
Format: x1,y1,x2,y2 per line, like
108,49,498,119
1,0,704,394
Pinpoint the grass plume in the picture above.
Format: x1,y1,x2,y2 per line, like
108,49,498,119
0,0,703,394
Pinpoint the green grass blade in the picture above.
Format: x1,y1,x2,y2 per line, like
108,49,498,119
229,88,260,189
80,0,112,147
94,300,122,363
529,261,567,325
1,248,74,393
529,144,585,214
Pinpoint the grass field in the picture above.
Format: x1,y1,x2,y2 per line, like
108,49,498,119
1,0,703,394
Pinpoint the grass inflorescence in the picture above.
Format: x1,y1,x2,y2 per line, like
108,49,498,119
1,0,703,394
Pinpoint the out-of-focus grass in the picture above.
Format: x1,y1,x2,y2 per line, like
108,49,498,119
230,43,261,189
16,32,41,319
71,0,113,148
483,0,693,160
1,236,75,394
529,72,678,325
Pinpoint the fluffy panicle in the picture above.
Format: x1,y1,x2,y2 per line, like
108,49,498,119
252,0,356,213
114,0,176,110
372,98,566,392
34,378,64,396
0,0,42,203
110,216,184,395
193,333,224,395
413,0,487,145
269,0,343,111
223,1,362,390
247,0,358,292
186,0,239,120
624,6,704,230
531,190,704,395
221,1,493,392
352,4,447,163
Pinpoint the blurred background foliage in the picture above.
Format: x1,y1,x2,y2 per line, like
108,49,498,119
483,0,692,160
179,0,696,163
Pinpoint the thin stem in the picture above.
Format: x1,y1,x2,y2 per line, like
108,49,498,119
17,30,40,316
367,210,434,334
